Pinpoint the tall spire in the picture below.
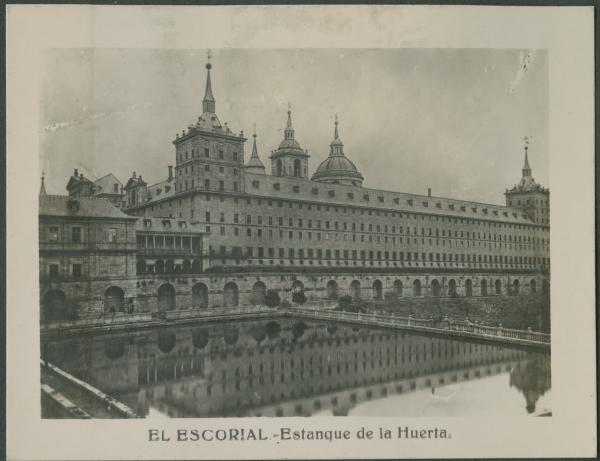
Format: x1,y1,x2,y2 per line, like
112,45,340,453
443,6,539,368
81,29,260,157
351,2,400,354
202,49,215,113
329,114,344,156
284,103,295,140
245,123,266,173
251,123,259,158
39,171,47,196
522,136,532,178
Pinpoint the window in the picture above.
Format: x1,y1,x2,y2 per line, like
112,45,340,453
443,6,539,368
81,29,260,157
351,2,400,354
107,228,117,242
219,150,224,159
72,263,82,278
48,227,59,242
204,148,209,157
219,181,225,191
72,227,81,243
49,264,59,278
113,183,119,193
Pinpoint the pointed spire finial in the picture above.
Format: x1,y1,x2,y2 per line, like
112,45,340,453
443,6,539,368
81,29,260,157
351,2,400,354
40,171,47,196
522,136,532,178
284,104,295,140
203,49,215,113
334,114,339,140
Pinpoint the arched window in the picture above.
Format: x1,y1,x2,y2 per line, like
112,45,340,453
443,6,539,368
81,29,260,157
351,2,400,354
223,282,239,307
165,260,175,274
512,279,520,295
253,281,267,305
42,289,69,322
155,260,164,274
394,280,403,297
182,260,192,273
480,279,488,296
326,280,338,299
293,159,301,177
413,279,422,297
430,279,441,297
276,159,283,176
104,286,125,313
465,279,473,297
157,331,176,353
192,259,202,273
157,283,176,311
372,280,383,299
448,279,457,297
530,279,537,294
192,283,208,308
495,279,502,295
350,280,361,300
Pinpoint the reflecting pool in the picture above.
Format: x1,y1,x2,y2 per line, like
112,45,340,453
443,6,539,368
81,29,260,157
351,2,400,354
42,318,551,418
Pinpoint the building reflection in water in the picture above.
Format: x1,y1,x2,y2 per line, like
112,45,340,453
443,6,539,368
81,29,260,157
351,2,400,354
45,319,550,418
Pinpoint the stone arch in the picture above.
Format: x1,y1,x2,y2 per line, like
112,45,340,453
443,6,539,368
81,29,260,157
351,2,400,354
104,286,125,313
430,279,441,297
413,279,422,297
252,281,267,305
512,279,520,295
481,279,488,296
192,283,209,308
157,331,176,353
448,279,457,297
372,280,383,300
495,279,502,295
530,279,537,294
465,279,473,297
350,280,361,300
155,259,164,274
182,259,192,273
394,279,403,297
157,283,176,311
165,259,175,274
223,282,239,307
41,289,69,322
326,280,338,299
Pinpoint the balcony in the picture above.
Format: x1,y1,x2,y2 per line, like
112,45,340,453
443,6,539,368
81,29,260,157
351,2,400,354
137,247,201,257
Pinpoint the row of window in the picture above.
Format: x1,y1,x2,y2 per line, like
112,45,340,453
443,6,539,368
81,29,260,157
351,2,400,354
175,179,239,193
45,226,122,243
144,193,548,232
178,147,239,163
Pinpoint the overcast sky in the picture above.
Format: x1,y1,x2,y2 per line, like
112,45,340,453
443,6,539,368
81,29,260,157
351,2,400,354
40,48,548,205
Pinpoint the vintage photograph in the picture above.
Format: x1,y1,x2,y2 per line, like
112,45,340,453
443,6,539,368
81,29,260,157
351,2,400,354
38,48,551,419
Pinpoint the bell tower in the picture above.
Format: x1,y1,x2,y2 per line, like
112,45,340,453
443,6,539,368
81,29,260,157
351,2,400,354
270,104,310,178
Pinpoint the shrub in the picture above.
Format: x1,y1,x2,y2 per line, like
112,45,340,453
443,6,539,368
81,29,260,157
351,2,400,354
292,291,307,304
265,289,281,307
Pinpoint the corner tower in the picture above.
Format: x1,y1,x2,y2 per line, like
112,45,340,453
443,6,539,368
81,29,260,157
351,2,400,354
270,105,310,178
505,138,550,225
172,52,246,195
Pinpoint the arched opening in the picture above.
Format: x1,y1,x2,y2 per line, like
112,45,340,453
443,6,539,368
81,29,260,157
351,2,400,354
372,280,383,300
253,281,267,305
413,279,422,297
326,280,338,299
513,279,520,295
293,159,301,177
530,279,537,294
192,328,210,349
495,279,502,295
291,280,306,303
41,289,69,322
104,339,126,360
165,259,175,274
182,260,191,273
292,280,304,294
223,327,239,345
104,286,125,313
192,283,208,309
157,283,176,311
430,279,441,297
394,280,403,297
276,159,283,176
481,279,488,296
465,279,473,297
157,331,176,353
192,259,202,273
223,282,239,307
448,279,457,297
155,260,164,274
350,280,361,300
136,260,145,275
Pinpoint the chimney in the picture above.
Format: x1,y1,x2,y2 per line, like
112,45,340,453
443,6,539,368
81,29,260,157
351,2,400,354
74,168,78,177
428,188,432,197
168,165,173,181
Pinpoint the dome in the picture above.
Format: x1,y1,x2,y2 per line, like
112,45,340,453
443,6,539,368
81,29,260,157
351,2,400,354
312,156,364,185
278,138,302,151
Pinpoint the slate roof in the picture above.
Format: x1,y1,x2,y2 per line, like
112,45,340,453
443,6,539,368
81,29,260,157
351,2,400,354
39,195,136,220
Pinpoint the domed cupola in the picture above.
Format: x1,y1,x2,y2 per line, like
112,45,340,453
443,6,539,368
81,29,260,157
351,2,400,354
270,105,310,178
312,115,364,187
